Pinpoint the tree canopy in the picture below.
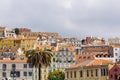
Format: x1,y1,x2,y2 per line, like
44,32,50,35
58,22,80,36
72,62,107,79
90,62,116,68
14,28,20,35
48,70,65,80
25,49,53,80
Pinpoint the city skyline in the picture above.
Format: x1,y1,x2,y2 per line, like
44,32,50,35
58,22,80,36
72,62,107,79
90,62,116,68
0,0,120,38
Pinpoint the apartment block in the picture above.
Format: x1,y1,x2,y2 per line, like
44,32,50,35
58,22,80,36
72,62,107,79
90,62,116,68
0,58,33,80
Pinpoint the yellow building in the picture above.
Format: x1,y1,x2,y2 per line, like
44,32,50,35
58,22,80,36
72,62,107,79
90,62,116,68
41,66,49,80
13,37,37,50
0,39,14,49
0,37,38,50
65,59,113,80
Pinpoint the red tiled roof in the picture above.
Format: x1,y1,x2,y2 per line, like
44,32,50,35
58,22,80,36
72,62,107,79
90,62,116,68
67,59,113,69
0,58,27,63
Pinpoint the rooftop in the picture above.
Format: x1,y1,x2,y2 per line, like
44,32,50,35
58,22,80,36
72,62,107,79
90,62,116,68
0,58,27,63
67,59,113,69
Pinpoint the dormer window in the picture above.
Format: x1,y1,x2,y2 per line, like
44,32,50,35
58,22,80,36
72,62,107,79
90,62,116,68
83,56,86,59
79,56,82,59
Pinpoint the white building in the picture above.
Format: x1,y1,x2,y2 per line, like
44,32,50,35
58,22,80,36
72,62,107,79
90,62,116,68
0,58,33,80
50,44,76,72
95,45,120,63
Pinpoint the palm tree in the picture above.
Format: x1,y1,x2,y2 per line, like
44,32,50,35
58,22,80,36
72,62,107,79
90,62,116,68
25,48,53,80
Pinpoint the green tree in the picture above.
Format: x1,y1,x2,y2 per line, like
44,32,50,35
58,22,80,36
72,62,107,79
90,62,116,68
48,70,65,80
14,28,19,35
25,49,53,80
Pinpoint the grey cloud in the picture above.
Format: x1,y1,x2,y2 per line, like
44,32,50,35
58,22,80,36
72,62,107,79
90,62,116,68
0,0,120,38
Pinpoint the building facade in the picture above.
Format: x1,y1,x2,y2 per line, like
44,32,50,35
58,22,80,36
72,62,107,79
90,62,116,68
0,58,33,80
51,44,76,72
109,63,120,80
65,59,113,80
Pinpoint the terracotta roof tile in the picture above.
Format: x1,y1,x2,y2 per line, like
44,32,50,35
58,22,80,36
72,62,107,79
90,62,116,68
67,59,113,69
0,58,27,63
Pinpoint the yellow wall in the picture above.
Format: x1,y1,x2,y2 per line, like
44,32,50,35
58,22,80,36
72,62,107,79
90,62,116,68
0,38,37,50
66,65,109,80
41,66,49,80
0,40,14,48
13,38,37,50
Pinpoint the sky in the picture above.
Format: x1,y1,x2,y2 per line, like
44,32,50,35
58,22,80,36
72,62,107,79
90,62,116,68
0,0,120,39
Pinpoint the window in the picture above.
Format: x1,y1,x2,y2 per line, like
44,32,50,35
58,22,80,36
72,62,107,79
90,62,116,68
88,56,90,59
2,64,6,71
115,53,118,56
70,71,72,78
74,71,76,78
53,58,55,62
95,69,98,76
83,56,86,59
16,71,20,77
66,48,68,51
29,64,33,68
116,59,118,62
87,70,89,77
80,71,83,77
103,69,106,76
62,52,64,55
91,70,93,77
44,68,46,73
29,72,32,76
24,64,27,68
79,56,82,59
66,52,68,55
24,72,27,76
101,69,103,76
44,74,46,79
67,72,69,78
106,69,108,76
12,64,16,70
62,48,64,51
62,64,64,68
111,75,113,78
66,58,68,61
2,72,6,77
10,71,16,77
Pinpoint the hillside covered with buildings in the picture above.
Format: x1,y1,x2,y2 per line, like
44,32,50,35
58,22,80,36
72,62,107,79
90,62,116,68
0,26,120,80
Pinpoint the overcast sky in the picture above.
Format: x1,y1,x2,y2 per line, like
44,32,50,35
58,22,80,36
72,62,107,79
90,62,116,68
0,0,120,38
